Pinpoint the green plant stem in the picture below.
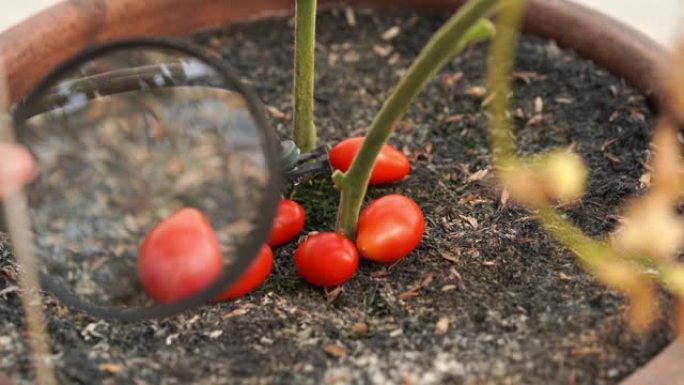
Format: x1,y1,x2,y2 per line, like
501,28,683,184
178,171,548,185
536,206,684,299
536,207,614,271
293,0,318,152
334,0,497,237
485,0,524,168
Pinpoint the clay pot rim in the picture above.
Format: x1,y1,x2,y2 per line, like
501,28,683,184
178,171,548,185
0,0,670,105
0,0,677,384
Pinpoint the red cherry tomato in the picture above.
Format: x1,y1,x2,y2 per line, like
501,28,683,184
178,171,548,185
215,245,273,301
328,137,410,185
294,232,358,287
356,194,425,263
268,199,306,247
138,208,223,303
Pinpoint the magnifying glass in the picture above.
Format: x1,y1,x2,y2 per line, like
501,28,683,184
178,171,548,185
3,38,320,321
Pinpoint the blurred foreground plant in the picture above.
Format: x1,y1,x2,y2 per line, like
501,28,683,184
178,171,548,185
0,71,58,383
487,0,684,334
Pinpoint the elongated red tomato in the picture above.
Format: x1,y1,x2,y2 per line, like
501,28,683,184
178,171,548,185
215,245,273,301
329,137,410,185
294,232,358,287
356,195,425,263
268,199,306,247
138,208,223,303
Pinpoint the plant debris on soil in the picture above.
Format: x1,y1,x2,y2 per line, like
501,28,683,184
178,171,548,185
0,8,672,385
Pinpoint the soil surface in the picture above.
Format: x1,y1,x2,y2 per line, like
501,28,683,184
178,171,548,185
0,8,672,385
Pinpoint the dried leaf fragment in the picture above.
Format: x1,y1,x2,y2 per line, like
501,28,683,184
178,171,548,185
223,307,251,320
325,286,344,304
459,215,479,230
467,169,489,182
500,186,510,206
207,330,223,339
442,72,463,88
373,44,393,57
534,96,544,114
465,86,487,98
512,71,548,84
382,26,401,41
435,317,450,335
439,251,459,263
344,7,356,26
351,321,369,336
99,363,125,374
398,290,419,301
398,275,433,300
324,343,348,358
266,105,289,120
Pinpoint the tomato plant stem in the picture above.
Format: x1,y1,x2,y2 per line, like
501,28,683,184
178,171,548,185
334,0,497,237
293,0,318,152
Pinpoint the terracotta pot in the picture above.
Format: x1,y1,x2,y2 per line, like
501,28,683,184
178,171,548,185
0,0,677,384
0,0,669,105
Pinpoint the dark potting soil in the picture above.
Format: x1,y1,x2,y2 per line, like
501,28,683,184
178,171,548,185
0,8,672,385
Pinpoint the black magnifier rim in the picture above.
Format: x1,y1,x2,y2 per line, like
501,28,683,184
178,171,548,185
11,38,281,321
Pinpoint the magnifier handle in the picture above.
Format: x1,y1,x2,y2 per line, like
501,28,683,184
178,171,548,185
15,62,330,182
16,63,213,121
280,140,331,180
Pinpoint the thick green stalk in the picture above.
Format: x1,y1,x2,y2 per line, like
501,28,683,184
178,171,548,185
293,0,317,152
334,0,498,237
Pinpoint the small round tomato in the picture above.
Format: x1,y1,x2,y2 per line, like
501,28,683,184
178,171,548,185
138,208,223,304
268,199,306,247
294,232,358,287
215,245,273,301
356,195,425,263
328,137,410,185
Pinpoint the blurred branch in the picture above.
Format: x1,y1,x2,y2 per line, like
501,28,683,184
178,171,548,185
483,0,679,333
0,69,57,385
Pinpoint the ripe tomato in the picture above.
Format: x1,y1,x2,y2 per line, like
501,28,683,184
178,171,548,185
268,199,306,247
138,208,223,304
215,245,273,301
328,137,410,185
356,194,425,263
294,232,358,287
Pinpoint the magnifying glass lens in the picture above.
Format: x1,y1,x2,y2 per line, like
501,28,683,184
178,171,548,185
13,42,278,319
